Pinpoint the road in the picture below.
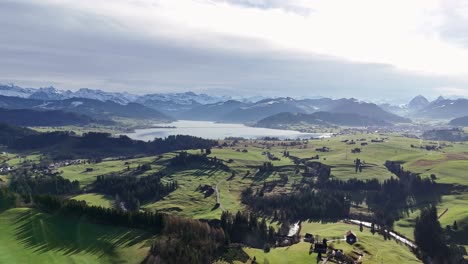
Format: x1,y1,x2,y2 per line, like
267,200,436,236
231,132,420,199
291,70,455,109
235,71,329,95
347,219,417,249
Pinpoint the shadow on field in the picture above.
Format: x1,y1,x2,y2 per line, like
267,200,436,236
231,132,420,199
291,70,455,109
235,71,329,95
14,209,151,257
193,167,218,177
447,216,468,247
252,171,273,181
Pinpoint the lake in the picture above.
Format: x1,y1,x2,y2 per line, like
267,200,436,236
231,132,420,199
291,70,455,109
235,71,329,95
125,120,331,141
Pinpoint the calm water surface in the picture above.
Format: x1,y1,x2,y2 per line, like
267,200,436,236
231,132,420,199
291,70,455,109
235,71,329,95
125,120,331,141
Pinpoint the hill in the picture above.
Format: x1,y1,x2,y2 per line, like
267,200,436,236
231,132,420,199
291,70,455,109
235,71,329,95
0,123,38,146
0,123,216,159
450,116,468,126
255,111,391,128
0,95,172,121
327,99,411,123
0,108,98,126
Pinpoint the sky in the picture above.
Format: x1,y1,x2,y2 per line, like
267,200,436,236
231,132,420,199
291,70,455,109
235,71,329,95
1,0,468,101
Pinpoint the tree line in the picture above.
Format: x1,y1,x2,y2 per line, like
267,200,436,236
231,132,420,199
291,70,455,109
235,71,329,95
414,206,467,264
169,151,229,170
10,170,80,201
6,129,216,159
242,187,350,222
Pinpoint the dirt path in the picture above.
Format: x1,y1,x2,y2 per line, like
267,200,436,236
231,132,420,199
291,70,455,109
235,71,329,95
215,180,226,211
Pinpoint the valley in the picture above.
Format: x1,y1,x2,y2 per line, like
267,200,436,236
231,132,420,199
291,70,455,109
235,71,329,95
0,86,467,264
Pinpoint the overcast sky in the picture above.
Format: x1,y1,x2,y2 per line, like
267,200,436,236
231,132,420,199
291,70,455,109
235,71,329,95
1,0,468,100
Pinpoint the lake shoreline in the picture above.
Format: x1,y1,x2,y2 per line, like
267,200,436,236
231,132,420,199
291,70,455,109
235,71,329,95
124,120,332,141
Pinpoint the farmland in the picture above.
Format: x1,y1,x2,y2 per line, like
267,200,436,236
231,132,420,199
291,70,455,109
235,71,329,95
2,131,468,262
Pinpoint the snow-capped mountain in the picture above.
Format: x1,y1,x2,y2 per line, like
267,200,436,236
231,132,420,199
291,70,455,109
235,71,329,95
72,88,138,105
0,84,233,106
0,84,36,98
380,95,430,116
28,87,138,104
137,91,230,105
29,87,74,100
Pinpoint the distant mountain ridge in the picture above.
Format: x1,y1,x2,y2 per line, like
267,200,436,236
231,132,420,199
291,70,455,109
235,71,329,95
255,111,391,128
0,95,172,121
0,108,100,126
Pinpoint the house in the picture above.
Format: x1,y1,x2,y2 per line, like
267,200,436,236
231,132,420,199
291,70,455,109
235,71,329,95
304,233,314,243
315,146,330,152
313,243,327,253
351,148,361,153
345,231,358,245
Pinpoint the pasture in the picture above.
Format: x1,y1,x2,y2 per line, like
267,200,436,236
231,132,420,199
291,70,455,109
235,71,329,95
0,208,151,264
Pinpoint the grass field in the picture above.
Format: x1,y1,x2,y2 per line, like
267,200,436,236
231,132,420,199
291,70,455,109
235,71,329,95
60,156,167,187
0,208,152,264
243,221,421,264
71,193,115,208
143,165,246,219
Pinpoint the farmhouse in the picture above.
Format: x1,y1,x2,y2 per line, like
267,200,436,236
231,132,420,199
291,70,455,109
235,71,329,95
345,231,358,245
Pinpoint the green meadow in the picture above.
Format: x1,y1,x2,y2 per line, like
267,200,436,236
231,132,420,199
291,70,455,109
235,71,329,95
0,208,151,264
71,193,115,208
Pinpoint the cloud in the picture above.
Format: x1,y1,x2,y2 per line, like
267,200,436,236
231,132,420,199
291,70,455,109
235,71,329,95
434,86,468,97
438,0,468,47
216,0,312,15
0,0,467,99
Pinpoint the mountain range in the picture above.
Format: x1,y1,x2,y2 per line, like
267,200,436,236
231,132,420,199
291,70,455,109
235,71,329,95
381,95,468,120
1,84,466,126
182,97,411,124
0,84,230,106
